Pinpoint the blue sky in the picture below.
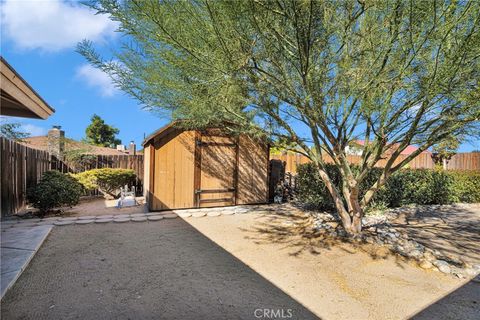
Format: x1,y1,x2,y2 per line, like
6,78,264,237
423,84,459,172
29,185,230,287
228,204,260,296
0,0,169,146
1,0,478,151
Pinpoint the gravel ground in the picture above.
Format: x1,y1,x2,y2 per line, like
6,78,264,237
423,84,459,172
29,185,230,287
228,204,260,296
1,220,317,320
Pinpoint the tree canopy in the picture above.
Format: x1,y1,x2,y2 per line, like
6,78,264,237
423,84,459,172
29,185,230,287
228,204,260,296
84,114,121,147
80,0,480,234
0,119,30,141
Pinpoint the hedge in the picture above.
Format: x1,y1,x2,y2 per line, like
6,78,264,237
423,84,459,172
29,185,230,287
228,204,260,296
296,163,480,211
73,168,136,199
27,170,83,214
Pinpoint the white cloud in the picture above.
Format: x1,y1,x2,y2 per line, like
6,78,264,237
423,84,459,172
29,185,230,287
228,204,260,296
0,0,118,52
21,124,47,136
76,64,118,97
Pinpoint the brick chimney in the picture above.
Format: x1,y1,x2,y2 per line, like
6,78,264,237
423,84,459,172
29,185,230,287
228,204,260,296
128,141,136,155
47,125,65,157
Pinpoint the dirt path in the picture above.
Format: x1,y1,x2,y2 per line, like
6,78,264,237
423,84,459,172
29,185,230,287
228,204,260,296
185,211,478,320
1,220,317,320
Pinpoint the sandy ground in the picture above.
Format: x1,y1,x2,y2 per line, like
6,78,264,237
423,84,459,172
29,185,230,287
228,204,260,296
1,221,317,320
3,206,479,320
185,211,479,320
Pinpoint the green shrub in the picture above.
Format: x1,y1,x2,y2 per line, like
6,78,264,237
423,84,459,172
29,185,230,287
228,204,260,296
73,168,136,199
448,171,480,203
296,163,480,211
296,163,383,211
27,170,83,214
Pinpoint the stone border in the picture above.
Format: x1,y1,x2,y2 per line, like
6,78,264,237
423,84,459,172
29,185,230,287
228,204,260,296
1,205,272,229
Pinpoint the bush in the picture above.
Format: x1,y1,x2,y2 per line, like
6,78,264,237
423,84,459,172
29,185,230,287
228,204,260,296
449,171,480,203
73,168,136,199
296,163,480,211
27,170,83,214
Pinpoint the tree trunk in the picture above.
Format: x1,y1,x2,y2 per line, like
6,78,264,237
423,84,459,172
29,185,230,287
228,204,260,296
344,190,363,236
314,164,363,236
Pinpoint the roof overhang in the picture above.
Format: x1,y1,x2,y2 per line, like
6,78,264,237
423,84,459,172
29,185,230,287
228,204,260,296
0,56,55,119
142,121,177,147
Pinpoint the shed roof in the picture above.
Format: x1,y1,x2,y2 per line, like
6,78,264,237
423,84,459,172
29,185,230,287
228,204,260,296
142,121,178,146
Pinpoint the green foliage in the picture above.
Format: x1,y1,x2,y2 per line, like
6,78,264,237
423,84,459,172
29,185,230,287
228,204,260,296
450,171,480,203
80,1,480,232
73,168,136,199
381,169,456,206
27,171,83,214
432,135,461,166
63,148,97,172
0,121,30,141
84,114,121,147
297,163,479,211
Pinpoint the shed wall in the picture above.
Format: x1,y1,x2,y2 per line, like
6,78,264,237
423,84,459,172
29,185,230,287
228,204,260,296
143,144,152,205
237,135,269,204
147,128,268,210
151,129,195,210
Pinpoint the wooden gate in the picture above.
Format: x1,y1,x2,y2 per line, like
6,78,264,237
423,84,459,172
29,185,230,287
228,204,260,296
194,132,238,208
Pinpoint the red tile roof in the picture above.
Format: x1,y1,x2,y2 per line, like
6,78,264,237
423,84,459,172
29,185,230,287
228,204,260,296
353,140,431,155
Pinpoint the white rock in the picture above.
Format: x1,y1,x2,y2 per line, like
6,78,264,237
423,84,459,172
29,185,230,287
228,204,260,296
192,212,206,218
207,212,221,217
148,216,164,221
95,219,113,223
76,220,94,224
434,260,452,274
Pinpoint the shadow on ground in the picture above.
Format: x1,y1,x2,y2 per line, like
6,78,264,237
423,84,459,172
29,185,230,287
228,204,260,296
0,220,318,320
411,275,480,320
240,210,403,264
391,205,480,266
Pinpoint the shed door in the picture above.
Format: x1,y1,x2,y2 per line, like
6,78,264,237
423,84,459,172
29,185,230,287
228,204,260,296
196,133,238,207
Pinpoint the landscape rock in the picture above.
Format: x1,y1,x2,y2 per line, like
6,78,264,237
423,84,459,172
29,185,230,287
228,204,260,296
433,260,452,274
423,251,436,262
419,260,433,269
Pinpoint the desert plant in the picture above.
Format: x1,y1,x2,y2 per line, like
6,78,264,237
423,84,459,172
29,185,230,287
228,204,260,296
73,168,136,199
80,1,480,235
27,170,83,215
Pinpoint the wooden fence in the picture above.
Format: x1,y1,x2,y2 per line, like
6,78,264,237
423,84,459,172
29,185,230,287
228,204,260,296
271,152,480,174
1,137,144,217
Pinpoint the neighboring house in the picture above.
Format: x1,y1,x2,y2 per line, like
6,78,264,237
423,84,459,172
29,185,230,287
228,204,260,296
20,126,138,156
0,56,54,119
346,140,431,156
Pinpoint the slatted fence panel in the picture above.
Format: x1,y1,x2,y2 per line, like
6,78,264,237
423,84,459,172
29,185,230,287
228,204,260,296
1,137,144,216
271,151,479,174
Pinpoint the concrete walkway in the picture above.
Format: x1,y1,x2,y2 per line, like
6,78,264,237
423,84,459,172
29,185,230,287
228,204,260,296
1,225,52,298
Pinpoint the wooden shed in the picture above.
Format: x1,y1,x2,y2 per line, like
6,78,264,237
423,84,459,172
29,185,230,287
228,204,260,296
143,122,269,211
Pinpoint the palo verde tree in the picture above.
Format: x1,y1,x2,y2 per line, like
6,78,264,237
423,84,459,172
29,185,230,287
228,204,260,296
79,0,480,235
84,114,121,147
